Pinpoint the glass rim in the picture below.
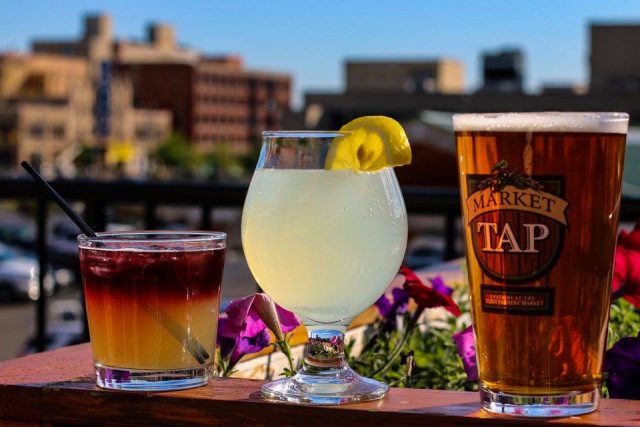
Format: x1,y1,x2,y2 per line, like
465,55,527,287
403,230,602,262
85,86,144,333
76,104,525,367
262,130,347,138
77,230,227,246
452,111,629,119
452,111,629,133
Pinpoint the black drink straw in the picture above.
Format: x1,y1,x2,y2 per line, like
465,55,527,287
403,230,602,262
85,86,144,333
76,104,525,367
21,161,209,365
21,162,97,238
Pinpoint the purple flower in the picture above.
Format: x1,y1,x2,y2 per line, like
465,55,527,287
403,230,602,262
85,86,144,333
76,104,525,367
374,294,392,317
252,293,300,341
453,325,479,382
217,293,301,366
430,276,454,297
374,287,409,319
604,333,640,399
329,335,344,347
217,314,270,365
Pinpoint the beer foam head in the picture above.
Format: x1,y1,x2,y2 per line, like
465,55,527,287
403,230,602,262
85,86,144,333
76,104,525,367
452,112,629,134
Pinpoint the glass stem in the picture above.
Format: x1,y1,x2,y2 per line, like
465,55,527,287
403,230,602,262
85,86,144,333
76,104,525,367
301,329,347,373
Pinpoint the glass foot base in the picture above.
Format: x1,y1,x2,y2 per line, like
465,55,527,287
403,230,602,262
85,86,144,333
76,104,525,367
261,366,388,405
95,363,210,391
480,383,599,417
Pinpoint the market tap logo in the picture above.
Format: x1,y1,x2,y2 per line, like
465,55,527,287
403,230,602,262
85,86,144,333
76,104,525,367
465,161,568,283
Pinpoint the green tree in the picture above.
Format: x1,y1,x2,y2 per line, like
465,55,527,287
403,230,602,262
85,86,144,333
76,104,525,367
202,143,245,180
154,133,201,178
74,145,102,176
240,143,262,174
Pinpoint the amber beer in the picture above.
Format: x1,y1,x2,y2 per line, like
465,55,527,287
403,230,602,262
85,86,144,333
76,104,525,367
453,112,628,417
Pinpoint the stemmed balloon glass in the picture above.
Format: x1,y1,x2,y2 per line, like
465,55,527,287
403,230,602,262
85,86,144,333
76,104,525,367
241,131,408,404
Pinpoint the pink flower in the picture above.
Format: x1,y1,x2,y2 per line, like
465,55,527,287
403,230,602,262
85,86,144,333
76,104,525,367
613,222,640,308
619,222,640,251
453,325,479,382
217,313,270,365
217,293,300,366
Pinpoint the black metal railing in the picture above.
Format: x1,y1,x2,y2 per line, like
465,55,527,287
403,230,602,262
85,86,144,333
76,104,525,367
1,177,639,353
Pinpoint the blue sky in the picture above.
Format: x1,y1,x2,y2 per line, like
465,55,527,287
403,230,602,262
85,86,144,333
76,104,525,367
1,1,639,106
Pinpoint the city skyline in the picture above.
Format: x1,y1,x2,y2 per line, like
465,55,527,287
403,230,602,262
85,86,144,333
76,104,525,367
1,1,640,106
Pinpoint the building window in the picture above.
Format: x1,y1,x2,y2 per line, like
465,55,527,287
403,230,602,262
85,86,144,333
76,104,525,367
135,128,151,140
52,125,65,139
29,124,44,139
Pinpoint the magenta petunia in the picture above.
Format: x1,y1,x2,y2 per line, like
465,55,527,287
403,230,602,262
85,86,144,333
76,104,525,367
612,247,640,308
217,293,301,366
275,304,301,334
612,222,640,308
217,313,271,365
453,325,479,382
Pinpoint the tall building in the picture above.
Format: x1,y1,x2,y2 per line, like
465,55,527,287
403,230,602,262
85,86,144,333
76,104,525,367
116,56,290,153
33,15,198,65
345,59,464,94
590,23,640,93
194,57,290,152
0,14,177,175
0,51,172,174
35,14,291,153
0,53,89,100
480,49,524,93
33,14,113,63
0,53,94,169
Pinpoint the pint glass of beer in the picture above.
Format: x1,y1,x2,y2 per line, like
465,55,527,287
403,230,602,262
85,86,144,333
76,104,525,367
453,112,628,416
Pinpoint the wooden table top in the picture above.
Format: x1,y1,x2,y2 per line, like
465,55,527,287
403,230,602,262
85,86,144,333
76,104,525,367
1,343,639,426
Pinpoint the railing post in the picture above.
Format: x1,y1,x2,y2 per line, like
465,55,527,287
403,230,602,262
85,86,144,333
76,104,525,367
36,197,48,353
444,213,457,260
84,201,107,232
144,202,157,230
200,203,212,230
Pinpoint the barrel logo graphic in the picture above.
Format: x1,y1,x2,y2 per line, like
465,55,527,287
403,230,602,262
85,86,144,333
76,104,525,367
465,161,569,283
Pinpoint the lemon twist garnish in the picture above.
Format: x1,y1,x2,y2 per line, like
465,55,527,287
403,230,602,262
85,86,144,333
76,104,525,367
325,116,412,172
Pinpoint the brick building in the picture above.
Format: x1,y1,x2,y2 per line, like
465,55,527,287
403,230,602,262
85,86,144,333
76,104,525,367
117,56,290,153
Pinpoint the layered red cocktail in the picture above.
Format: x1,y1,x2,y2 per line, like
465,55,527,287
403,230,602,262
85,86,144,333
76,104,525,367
78,231,225,391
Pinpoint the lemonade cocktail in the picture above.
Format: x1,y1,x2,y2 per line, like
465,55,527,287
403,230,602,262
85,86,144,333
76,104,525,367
242,168,407,327
242,117,411,405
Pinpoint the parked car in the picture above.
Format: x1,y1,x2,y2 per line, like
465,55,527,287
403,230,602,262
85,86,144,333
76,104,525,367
0,243,73,301
48,220,82,263
0,216,35,248
20,299,86,355
404,245,444,269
